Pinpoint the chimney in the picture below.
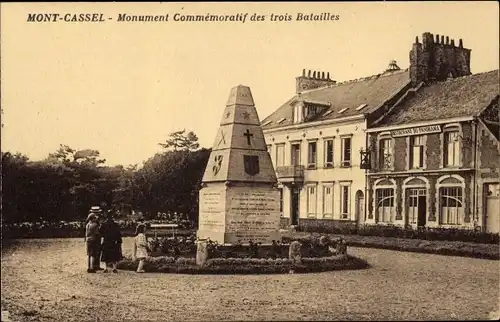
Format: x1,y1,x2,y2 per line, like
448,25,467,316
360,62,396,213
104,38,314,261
296,69,337,93
410,32,472,86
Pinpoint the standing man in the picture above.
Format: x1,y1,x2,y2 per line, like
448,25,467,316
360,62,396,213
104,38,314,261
88,206,104,271
84,214,100,273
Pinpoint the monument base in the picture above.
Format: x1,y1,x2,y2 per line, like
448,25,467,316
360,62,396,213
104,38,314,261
197,183,281,245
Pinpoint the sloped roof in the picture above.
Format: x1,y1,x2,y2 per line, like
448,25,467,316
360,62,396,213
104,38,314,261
261,69,411,130
375,70,500,126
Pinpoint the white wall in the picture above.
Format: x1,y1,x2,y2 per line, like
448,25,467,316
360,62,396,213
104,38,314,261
265,118,368,222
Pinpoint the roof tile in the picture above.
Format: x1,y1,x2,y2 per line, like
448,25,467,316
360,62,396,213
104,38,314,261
261,70,411,129
376,70,500,126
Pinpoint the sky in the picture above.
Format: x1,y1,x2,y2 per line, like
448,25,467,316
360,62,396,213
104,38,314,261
1,2,499,166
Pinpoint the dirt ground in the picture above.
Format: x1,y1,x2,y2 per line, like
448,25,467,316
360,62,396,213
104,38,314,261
1,238,499,321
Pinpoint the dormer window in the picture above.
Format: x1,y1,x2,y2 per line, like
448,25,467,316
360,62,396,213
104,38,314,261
262,120,272,126
323,110,333,117
304,104,320,120
277,118,286,124
293,99,330,124
338,108,348,114
303,104,329,122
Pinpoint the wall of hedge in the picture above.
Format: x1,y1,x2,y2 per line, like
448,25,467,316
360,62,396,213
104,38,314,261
286,219,499,244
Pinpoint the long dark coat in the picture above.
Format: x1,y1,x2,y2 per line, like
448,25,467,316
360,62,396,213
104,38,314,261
100,219,123,263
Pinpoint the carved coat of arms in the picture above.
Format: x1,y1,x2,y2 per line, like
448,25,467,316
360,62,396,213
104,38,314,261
243,155,259,176
212,155,223,176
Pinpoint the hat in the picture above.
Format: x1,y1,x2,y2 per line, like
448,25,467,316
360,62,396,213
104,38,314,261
90,206,102,213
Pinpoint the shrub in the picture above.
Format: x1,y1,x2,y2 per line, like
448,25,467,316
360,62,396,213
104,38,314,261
293,235,499,260
1,220,196,240
299,223,499,245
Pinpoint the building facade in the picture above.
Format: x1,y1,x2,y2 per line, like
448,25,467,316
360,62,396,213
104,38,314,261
261,31,499,232
365,33,500,233
262,65,412,229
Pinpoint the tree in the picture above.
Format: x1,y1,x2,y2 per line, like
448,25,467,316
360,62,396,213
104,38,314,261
46,144,105,166
111,164,138,216
133,148,210,221
159,129,200,151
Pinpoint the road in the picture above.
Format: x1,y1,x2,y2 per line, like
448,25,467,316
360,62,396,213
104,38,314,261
1,238,499,321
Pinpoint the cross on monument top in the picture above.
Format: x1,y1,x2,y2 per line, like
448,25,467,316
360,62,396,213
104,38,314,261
243,129,253,145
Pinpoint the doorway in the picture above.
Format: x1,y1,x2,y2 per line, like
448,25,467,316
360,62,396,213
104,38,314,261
485,183,499,233
355,190,365,224
417,195,427,227
291,187,300,225
407,188,427,227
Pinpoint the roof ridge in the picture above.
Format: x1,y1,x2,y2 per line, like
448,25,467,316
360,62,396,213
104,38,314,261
430,69,499,84
299,68,409,94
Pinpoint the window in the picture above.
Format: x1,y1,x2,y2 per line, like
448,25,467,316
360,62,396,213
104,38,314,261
324,139,334,168
267,144,272,155
440,187,463,225
376,188,395,223
307,186,317,217
304,105,322,120
276,144,285,167
341,185,350,219
323,186,334,218
379,138,392,170
307,142,317,169
410,136,425,169
444,131,460,167
341,137,352,167
407,188,426,224
291,144,301,166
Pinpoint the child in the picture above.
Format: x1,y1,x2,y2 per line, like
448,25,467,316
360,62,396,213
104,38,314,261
84,214,101,273
133,224,150,273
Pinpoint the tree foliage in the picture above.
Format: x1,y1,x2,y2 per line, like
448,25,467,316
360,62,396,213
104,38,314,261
2,131,210,224
159,129,200,151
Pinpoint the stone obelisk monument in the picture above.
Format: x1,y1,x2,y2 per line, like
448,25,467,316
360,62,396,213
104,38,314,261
197,85,280,245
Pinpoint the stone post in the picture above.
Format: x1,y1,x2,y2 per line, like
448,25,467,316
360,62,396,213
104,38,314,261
196,240,209,267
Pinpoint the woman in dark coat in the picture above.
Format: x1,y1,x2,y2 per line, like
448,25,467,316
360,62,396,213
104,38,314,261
100,211,123,273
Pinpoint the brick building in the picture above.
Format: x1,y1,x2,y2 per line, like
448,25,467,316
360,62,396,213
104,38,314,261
365,33,500,232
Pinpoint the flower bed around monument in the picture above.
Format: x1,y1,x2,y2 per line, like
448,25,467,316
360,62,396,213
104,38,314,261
117,235,369,274
148,235,347,258
116,253,369,274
